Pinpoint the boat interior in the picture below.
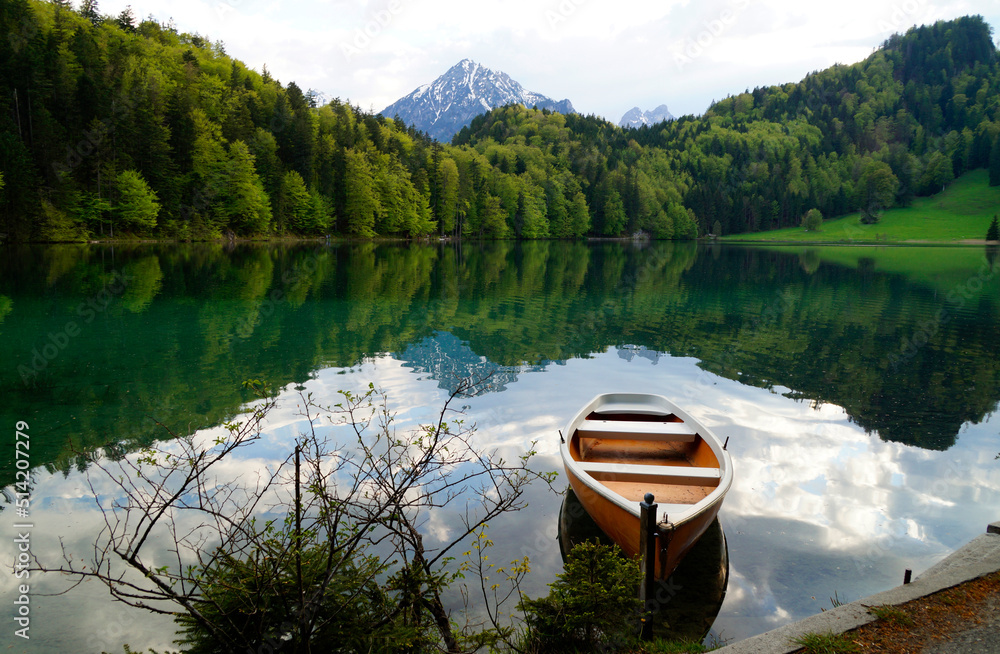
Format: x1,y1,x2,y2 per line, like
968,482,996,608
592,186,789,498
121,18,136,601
570,410,722,508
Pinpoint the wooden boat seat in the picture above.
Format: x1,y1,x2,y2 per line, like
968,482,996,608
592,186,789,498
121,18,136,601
576,420,697,442
578,461,721,485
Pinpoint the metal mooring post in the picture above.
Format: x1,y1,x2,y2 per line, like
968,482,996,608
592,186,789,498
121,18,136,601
639,492,657,641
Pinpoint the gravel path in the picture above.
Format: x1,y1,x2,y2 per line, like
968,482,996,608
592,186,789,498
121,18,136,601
921,586,1000,654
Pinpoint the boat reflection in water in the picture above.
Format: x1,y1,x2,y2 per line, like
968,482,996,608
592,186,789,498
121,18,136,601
557,487,729,642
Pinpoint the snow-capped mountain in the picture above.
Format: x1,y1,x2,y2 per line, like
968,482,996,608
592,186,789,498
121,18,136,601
619,105,675,129
380,59,576,142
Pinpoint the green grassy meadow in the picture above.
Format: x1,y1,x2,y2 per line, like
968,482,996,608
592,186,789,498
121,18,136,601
724,169,1000,244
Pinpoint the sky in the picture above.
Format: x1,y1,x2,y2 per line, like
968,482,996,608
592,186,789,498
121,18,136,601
95,0,1000,123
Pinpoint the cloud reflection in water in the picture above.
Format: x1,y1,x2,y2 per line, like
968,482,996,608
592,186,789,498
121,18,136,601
4,347,999,650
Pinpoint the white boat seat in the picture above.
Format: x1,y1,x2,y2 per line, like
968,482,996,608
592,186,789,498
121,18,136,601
594,404,674,416
576,420,697,442
578,461,721,486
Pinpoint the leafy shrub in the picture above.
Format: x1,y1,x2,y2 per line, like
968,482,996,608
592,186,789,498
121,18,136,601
802,208,823,232
519,540,642,653
175,535,428,654
39,198,88,242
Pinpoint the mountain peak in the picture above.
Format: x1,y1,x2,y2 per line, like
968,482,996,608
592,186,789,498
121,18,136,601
619,105,675,129
381,61,576,142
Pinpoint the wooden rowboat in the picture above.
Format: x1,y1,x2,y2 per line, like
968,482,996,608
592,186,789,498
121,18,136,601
559,393,733,579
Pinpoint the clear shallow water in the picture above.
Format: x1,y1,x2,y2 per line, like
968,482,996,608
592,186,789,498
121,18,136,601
2,242,999,650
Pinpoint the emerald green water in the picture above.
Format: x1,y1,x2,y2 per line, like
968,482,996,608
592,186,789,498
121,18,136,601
2,241,999,649
3,241,998,477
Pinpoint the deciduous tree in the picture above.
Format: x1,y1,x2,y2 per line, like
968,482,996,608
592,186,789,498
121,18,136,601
115,169,160,232
857,161,899,224
802,208,823,231
568,191,590,237
919,151,954,195
436,157,459,235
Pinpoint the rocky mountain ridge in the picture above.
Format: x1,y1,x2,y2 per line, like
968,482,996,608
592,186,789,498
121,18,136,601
619,104,675,129
380,59,576,142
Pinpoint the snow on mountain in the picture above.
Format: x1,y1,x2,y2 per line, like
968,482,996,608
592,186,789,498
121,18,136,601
380,59,576,142
619,104,675,129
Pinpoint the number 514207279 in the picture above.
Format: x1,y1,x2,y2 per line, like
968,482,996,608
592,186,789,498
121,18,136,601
15,421,30,495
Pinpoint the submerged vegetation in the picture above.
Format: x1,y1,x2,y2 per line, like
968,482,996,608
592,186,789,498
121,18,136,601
1,3,999,241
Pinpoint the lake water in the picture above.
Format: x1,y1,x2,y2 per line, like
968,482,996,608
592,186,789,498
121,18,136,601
2,241,999,651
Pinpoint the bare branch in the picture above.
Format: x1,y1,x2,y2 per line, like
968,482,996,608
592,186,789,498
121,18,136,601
33,377,551,653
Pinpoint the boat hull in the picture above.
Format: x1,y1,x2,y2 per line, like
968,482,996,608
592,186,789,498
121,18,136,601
565,465,724,578
557,487,730,641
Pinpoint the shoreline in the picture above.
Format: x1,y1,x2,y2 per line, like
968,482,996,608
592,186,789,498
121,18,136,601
712,521,1000,654
722,239,1000,247
3,235,998,247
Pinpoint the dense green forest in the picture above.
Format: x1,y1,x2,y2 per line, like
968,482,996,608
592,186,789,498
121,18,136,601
1,1,998,241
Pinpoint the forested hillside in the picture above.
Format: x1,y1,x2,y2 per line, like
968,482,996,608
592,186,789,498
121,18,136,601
457,15,1000,236
1,1,998,241
663,15,1000,235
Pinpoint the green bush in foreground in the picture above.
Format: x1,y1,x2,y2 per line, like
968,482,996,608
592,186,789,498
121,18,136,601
519,540,643,653
174,536,425,653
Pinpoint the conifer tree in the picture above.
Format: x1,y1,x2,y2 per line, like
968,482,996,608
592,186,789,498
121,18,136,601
987,215,999,242
281,170,315,233
219,141,272,234
116,5,135,31
602,190,627,236
435,158,459,235
343,149,379,237
568,191,590,236
79,0,100,25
